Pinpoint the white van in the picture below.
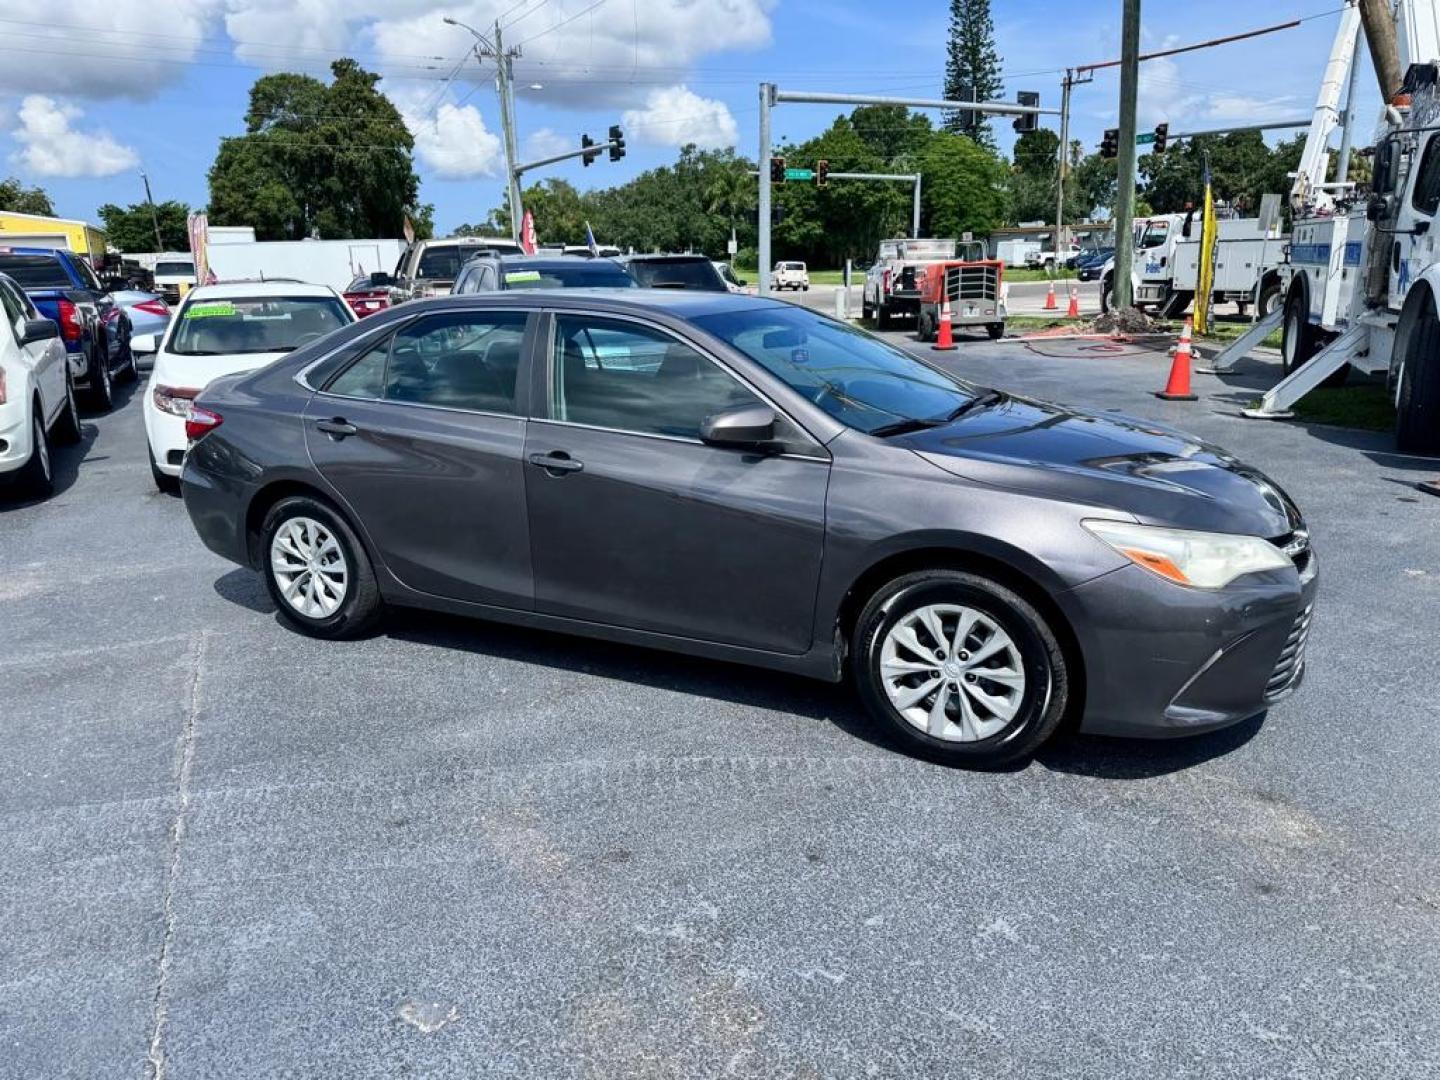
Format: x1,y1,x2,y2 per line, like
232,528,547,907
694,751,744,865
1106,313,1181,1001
772,261,809,291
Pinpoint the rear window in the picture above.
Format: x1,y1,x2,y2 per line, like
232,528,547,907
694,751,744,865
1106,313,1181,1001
501,263,635,289
156,261,194,276
170,295,352,356
625,258,726,291
0,255,71,289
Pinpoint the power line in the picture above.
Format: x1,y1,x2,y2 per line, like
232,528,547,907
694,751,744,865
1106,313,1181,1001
513,0,609,49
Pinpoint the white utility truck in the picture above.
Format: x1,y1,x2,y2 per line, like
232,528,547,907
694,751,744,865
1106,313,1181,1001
1212,0,1440,454
862,238,957,329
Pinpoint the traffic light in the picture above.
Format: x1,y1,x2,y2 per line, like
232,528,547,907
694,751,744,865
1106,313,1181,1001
581,133,597,167
1012,91,1039,133
1100,128,1119,159
608,124,625,163
1153,122,1168,154
816,159,829,187
770,156,786,184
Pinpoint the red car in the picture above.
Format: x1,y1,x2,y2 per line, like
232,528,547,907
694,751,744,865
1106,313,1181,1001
342,273,392,318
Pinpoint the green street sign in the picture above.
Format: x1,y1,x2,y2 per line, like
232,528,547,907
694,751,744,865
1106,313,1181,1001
784,167,815,181
1135,132,1156,145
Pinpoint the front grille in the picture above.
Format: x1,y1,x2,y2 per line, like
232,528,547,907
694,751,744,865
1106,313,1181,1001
1265,604,1313,702
944,264,1000,304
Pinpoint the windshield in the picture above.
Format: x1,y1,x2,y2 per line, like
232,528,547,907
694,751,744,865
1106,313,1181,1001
169,295,351,356
415,246,470,280
692,306,981,434
156,261,195,276
626,259,727,291
1139,221,1169,249
0,256,71,289
502,264,636,289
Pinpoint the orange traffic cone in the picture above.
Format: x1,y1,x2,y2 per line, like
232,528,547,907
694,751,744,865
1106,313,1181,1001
1044,280,1058,310
1156,317,1198,401
932,297,957,351
1066,285,1080,318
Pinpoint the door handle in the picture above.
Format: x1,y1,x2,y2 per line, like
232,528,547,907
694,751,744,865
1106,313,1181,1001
528,451,583,475
316,418,358,438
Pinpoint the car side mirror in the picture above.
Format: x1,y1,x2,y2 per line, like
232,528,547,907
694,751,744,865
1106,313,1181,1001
369,271,392,287
130,332,160,354
700,404,777,449
19,318,59,346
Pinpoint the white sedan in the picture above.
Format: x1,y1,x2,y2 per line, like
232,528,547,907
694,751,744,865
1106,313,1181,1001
139,281,355,492
0,272,81,498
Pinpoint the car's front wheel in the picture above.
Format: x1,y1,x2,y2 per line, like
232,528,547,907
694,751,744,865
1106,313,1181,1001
852,569,1069,766
261,495,383,638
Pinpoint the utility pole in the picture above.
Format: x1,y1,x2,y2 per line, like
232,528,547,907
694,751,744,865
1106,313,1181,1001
1055,70,1073,264
1112,0,1142,310
445,17,524,242
140,171,164,251
758,82,774,295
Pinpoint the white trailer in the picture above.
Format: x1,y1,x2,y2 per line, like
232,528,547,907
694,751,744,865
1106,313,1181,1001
994,239,1040,268
206,238,405,293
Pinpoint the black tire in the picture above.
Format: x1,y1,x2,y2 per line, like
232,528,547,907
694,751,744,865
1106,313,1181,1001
118,332,139,383
1281,286,1348,387
87,343,114,411
862,295,874,320
149,443,180,494
1396,293,1440,455
876,303,893,330
52,369,82,446
15,409,54,498
1100,275,1114,315
851,569,1069,767
1258,279,1283,317
916,308,934,342
1159,289,1191,319
987,322,1005,340
261,494,383,639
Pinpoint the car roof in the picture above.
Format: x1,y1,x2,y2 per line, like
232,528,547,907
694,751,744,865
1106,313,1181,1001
615,253,712,264
183,281,341,300
403,289,785,319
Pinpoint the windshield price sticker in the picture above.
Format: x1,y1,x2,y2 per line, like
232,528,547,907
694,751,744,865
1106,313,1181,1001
185,302,238,319
505,271,542,284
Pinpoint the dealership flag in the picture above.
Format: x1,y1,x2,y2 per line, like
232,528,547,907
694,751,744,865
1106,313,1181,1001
520,210,538,255
585,221,600,256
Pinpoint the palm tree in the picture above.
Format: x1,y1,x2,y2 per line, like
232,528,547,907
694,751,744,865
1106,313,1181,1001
703,164,756,238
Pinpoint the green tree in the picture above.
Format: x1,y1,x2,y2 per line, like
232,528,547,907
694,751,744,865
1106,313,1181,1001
702,160,756,242
851,105,934,164
98,199,190,251
920,131,1008,238
1008,128,1060,223
943,0,1003,146
0,176,55,216
1069,151,1118,220
208,59,425,241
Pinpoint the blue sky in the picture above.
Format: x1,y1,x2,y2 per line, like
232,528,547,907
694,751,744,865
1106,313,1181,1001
0,1,1376,236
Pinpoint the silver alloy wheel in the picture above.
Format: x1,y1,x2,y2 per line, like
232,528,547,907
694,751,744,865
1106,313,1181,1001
879,603,1026,743
270,516,348,619
33,415,50,482
1284,309,1299,367
65,374,77,427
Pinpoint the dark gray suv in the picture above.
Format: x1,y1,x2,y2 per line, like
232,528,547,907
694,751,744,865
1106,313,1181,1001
180,291,1316,765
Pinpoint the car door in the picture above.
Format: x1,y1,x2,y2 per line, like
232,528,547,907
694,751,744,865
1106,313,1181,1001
523,311,830,655
0,278,62,424
304,308,536,608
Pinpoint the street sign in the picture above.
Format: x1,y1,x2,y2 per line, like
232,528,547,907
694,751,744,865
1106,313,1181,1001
784,167,814,181
1135,132,1156,145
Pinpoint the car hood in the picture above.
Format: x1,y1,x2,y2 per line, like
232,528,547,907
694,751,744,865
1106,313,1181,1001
901,394,1303,537
152,350,289,390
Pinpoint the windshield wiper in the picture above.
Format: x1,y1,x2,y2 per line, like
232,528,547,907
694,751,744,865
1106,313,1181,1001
869,391,1004,438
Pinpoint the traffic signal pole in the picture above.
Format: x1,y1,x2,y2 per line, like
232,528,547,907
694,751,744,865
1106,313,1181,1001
1112,0,1142,310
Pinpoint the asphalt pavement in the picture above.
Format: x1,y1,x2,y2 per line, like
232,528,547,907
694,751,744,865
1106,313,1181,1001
2,333,1438,1079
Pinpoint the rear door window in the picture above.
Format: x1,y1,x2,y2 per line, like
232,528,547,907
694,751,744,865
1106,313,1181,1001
1412,134,1440,216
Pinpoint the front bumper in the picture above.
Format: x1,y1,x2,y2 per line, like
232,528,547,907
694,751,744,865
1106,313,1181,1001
0,400,35,475
143,395,188,477
1063,555,1319,738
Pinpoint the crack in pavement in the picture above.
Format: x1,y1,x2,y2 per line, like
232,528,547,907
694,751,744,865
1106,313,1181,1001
144,630,208,1080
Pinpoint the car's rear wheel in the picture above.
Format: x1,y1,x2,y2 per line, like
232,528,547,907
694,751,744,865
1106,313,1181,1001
852,569,1068,766
987,322,1005,340
1282,287,1347,388
1396,292,1440,455
88,344,114,411
261,495,383,639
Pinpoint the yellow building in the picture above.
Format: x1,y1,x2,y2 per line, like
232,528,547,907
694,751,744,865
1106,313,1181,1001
0,210,108,266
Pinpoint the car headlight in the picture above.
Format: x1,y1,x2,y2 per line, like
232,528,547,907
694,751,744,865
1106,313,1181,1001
1083,519,1292,589
153,384,200,418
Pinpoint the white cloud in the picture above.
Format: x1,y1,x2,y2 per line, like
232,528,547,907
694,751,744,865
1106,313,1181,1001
0,0,219,99
9,96,140,177
523,127,574,163
622,86,737,149
374,0,774,108
401,97,504,180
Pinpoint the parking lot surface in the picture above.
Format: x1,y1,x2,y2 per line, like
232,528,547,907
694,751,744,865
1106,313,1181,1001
3,336,1438,1078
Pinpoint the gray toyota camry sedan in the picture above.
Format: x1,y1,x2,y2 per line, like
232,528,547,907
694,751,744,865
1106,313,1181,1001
180,291,1317,765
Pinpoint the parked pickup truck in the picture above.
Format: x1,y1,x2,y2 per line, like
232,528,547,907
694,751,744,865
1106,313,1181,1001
380,235,524,302
0,247,136,410
862,238,957,329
